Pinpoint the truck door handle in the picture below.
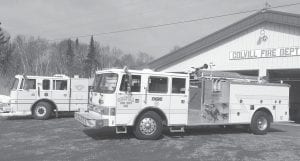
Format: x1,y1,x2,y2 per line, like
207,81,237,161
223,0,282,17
38,87,40,97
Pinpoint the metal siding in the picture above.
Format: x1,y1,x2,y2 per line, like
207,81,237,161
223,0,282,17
162,22,300,75
149,10,300,71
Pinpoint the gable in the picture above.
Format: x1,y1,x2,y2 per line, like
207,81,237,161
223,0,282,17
160,22,300,72
148,10,300,71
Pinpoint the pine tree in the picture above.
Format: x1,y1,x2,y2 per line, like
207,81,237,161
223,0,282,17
75,38,79,49
66,39,74,76
84,36,96,77
0,22,10,45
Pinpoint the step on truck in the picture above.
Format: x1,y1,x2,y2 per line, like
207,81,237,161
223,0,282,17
75,67,290,140
0,74,89,119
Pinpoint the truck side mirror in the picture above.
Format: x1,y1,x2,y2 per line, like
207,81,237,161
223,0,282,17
23,81,29,91
126,84,131,93
126,74,132,93
89,86,94,92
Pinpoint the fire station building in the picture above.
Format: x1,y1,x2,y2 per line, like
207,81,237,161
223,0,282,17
148,10,300,121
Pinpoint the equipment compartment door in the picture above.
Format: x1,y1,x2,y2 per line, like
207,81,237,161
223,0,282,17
188,79,230,125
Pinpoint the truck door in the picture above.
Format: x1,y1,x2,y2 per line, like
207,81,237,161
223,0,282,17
116,74,143,125
17,78,37,112
52,79,69,111
170,77,188,125
146,76,170,123
38,79,52,100
69,78,89,111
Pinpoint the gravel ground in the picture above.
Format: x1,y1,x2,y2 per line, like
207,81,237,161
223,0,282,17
0,116,299,161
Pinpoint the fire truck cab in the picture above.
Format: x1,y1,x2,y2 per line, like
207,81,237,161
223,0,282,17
0,74,89,119
75,68,290,140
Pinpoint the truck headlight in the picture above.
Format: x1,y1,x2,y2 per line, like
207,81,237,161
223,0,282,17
110,108,116,116
90,105,113,115
87,104,93,111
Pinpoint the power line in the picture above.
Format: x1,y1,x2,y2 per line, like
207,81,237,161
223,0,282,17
49,2,300,41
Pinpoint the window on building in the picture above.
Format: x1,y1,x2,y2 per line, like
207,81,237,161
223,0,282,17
120,75,141,92
172,78,186,94
53,80,68,90
42,80,50,90
23,79,36,90
148,77,168,93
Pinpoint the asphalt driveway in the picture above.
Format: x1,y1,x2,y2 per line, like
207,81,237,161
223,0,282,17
0,116,299,161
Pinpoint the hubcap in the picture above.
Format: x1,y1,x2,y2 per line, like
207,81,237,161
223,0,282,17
139,117,157,135
35,106,47,117
257,117,268,131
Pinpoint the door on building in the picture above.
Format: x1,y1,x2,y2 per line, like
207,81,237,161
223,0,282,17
268,69,300,122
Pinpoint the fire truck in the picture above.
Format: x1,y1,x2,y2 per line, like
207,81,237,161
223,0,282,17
0,74,89,119
75,67,290,140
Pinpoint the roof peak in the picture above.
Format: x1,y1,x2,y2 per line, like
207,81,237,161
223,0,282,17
148,9,300,71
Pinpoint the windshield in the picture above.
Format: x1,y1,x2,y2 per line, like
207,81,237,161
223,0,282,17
11,78,19,90
94,73,118,94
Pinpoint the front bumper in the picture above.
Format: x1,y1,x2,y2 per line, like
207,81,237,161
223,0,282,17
75,111,109,128
0,104,31,117
0,103,9,111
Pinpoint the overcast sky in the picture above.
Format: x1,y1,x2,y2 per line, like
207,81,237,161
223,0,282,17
1,0,300,58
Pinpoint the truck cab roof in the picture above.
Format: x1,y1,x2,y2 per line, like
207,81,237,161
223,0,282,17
15,74,70,79
95,68,189,77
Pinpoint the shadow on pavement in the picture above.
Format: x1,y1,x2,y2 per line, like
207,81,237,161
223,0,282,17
82,125,285,140
166,126,285,138
5,116,32,120
2,112,75,120
83,127,134,140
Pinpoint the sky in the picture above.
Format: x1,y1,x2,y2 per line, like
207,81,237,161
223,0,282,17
1,0,300,58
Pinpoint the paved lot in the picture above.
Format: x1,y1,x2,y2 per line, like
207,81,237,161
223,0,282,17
0,116,299,161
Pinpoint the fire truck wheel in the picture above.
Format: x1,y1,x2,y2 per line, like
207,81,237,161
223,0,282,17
32,102,52,120
133,111,163,140
250,111,270,135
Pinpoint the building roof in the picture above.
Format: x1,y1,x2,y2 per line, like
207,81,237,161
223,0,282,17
147,10,300,71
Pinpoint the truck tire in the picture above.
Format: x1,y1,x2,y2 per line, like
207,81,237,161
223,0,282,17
250,111,270,135
32,102,52,120
133,111,163,140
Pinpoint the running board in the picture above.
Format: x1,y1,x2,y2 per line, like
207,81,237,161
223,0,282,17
116,126,127,134
169,126,185,133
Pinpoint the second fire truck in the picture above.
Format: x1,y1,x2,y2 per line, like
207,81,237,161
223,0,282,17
0,74,89,119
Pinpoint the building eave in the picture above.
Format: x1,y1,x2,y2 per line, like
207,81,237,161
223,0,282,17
147,10,300,71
